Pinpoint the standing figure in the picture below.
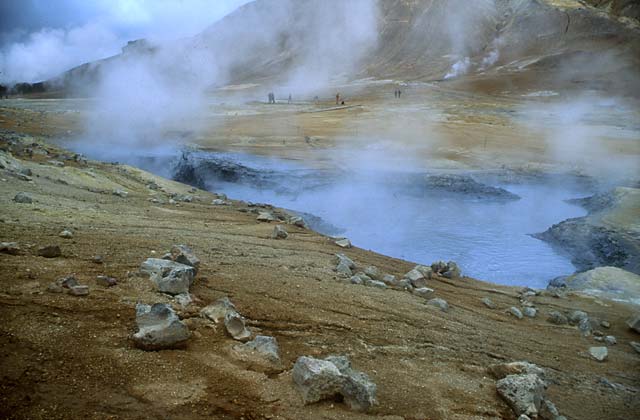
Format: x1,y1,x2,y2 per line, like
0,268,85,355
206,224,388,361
336,93,340,105
288,94,292,104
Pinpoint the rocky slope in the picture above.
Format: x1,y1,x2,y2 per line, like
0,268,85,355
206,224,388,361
2,130,640,419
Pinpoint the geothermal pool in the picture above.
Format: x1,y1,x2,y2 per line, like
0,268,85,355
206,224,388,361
67,144,591,288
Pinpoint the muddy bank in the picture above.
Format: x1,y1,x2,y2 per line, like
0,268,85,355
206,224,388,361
535,187,640,275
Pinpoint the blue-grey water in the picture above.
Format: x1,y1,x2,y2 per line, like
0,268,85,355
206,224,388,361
66,143,590,289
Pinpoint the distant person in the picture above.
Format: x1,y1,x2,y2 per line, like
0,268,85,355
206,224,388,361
394,89,398,98
314,95,319,104
398,89,402,98
336,93,340,105
288,94,292,104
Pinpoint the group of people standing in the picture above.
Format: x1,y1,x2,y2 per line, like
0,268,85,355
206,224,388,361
267,92,293,104
394,89,402,98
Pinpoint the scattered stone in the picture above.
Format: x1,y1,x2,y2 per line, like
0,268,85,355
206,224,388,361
509,307,524,319
337,262,353,277
589,346,608,362
381,274,397,285
96,275,117,287
48,159,64,167
350,274,367,285
413,287,434,298
13,192,33,203
224,311,251,341
292,356,344,405
0,242,20,255
69,285,89,296
91,255,104,264
168,245,200,272
335,238,352,248
37,245,61,258
600,320,610,329
426,298,449,312
578,317,592,336
292,355,376,411
396,279,413,291
132,303,190,350
239,335,281,364
174,293,193,308
366,280,387,289
335,253,355,269
443,261,461,279
496,374,545,417
289,216,307,228
211,199,228,205
112,189,128,198
272,225,288,239
523,307,537,318
59,229,73,239
488,361,546,380
256,211,276,222
627,314,640,333
140,258,196,295
481,297,497,309
539,399,561,420
404,268,427,288
604,336,617,345
363,266,380,279
630,341,640,354
567,310,588,325
547,311,568,325
201,297,236,323
414,264,433,278
168,198,176,205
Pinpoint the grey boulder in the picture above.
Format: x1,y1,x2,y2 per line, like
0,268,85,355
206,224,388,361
132,303,190,350
496,374,546,417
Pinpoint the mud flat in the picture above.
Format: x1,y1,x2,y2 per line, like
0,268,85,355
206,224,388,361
2,129,640,419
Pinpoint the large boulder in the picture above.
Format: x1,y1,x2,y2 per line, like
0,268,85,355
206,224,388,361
549,267,640,303
167,245,200,273
292,355,377,411
201,297,237,323
132,303,191,350
496,374,546,417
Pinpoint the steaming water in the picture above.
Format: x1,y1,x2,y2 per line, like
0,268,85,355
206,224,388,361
194,155,588,288
66,143,589,289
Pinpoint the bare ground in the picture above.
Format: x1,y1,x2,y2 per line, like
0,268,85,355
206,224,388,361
1,123,639,419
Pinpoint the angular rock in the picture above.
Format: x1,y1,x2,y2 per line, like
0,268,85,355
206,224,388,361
293,355,376,411
547,311,568,325
96,275,117,287
443,261,461,279
240,335,281,364
366,280,387,289
539,399,561,420
150,264,195,295
335,238,352,248
211,199,228,205
289,216,307,228
488,361,546,381
292,356,343,404
482,297,497,309
381,274,397,285
350,274,367,285
13,192,33,203
604,336,617,345
431,261,448,274
92,255,104,264
426,298,449,312
132,303,190,350
396,279,413,290
404,268,427,288
201,297,237,323
272,225,288,239
509,307,524,319
413,287,434,298
169,245,200,272
414,264,433,278
335,253,356,270
174,293,193,308
630,341,640,354
257,211,276,222
0,242,20,255
59,229,73,239
523,307,537,318
496,374,546,417
578,317,592,336
37,245,61,258
589,346,608,362
69,285,89,296
363,266,380,279
224,311,251,341
567,310,588,326
627,313,640,333
112,189,128,198
336,261,353,277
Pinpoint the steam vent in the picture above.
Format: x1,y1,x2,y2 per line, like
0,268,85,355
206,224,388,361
1,0,639,418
